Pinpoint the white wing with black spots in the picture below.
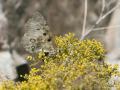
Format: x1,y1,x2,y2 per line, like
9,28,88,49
22,12,55,55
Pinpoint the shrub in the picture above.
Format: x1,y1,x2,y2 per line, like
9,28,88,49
1,33,119,90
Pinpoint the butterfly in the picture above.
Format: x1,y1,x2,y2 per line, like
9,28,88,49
22,12,56,55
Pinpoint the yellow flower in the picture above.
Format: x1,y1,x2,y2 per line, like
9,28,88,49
26,55,33,61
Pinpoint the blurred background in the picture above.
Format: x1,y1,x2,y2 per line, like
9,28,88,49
0,0,120,63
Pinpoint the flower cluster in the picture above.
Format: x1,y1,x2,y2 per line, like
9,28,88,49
1,33,119,90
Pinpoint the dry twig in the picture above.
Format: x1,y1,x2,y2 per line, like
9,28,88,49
81,0,120,40
81,0,88,38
